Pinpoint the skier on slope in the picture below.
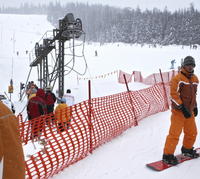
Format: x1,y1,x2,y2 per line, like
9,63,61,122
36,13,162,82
45,86,56,114
162,56,199,165
170,59,176,69
0,101,25,178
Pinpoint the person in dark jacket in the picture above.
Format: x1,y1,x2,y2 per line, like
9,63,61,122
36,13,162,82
162,56,199,165
45,86,56,114
27,88,47,139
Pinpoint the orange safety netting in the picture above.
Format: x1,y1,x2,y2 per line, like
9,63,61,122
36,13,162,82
18,83,169,179
118,70,178,85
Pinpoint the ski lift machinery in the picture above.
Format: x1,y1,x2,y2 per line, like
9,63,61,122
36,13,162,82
23,13,85,99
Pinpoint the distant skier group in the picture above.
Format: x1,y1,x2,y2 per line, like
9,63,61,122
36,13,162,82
0,82,75,178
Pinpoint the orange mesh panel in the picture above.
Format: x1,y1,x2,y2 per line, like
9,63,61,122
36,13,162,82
120,70,178,85
118,70,133,83
142,72,171,85
18,83,169,178
133,71,143,82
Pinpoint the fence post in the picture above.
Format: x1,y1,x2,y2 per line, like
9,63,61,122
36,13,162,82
168,71,170,82
123,74,138,126
153,73,156,84
159,69,170,109
88,80,93,153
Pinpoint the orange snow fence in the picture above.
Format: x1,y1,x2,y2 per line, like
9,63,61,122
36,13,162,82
18,82,169,178
118,70,134,83
118,70,178,85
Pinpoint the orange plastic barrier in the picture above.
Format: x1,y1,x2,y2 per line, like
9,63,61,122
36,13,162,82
118,70,178,85
18,83,169,178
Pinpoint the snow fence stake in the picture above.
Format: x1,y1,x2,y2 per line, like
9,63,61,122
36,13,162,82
88,80,93,153
159,69,169,109
123,74,138,126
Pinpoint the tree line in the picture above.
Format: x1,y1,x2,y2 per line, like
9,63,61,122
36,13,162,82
1,2,200,45
0,3,47,14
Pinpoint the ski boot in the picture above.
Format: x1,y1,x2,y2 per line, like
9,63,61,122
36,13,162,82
181,146,199,158
162,154,179,165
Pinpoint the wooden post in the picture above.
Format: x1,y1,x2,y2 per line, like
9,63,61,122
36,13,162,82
123,74,138,126
159,69,169,109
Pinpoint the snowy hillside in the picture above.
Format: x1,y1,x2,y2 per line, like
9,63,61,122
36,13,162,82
0,14,200,179
0,14,53,101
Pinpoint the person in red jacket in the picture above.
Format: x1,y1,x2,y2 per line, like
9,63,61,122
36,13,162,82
27,88,47,139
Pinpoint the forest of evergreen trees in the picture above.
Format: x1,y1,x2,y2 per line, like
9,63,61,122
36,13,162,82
1,2,200,45
0,3,47,14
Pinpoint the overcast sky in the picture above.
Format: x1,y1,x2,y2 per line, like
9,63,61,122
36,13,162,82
1,0,200,11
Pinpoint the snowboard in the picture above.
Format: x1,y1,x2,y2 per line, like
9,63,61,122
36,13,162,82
146,148,200,171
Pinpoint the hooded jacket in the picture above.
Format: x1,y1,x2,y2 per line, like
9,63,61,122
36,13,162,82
54,103,71,123
170,68,199,112
45,91,56,106
0,102,25,179
27,89,47,120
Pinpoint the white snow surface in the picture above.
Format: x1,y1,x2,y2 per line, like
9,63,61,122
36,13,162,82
0,14,200,179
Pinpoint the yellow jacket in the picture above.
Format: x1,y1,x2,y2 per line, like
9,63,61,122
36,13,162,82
0,102,25,179
54,103,70,123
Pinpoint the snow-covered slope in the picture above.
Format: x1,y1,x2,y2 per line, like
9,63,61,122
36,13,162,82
54,110,200,179
0,14,200,179
0,14,53,101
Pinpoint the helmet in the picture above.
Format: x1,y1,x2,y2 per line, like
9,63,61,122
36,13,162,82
182,56,196,67
66,89,71,93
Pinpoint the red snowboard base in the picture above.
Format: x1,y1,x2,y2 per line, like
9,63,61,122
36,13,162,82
146,148,200,171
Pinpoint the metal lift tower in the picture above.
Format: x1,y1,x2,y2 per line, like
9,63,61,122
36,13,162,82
29,13,84,98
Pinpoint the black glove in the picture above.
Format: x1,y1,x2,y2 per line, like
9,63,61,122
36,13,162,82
194,107,198,117
11,104,15,114
180,104,191,118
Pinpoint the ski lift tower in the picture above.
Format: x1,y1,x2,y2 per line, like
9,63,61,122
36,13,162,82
29,13,83,98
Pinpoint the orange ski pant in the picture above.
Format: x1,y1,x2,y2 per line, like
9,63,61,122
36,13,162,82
163,109,197,155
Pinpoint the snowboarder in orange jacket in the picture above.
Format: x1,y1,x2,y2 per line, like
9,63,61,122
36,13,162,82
163,56,199,165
